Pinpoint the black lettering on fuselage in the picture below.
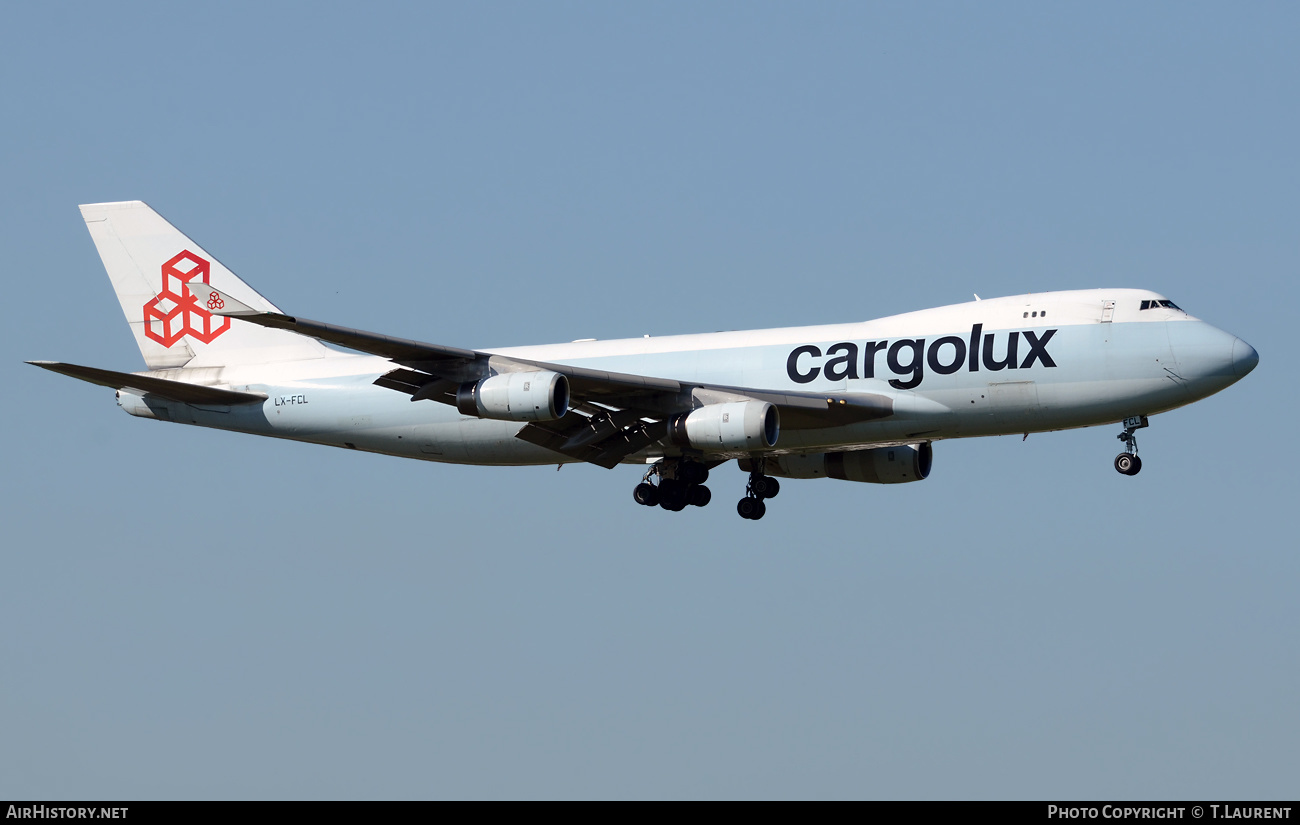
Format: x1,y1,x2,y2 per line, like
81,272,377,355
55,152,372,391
1020,329,1057,368
823,342,859,381
967,323,983,372
862,341,888,378
927,335,966,375
887,339,925,389
787,345,821,383
982,330,1019,371
783,324,1056,388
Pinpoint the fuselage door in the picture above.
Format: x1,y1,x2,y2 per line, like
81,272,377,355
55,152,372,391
1101,300,1116,323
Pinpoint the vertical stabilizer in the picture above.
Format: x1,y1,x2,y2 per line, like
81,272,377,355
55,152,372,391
80,201,330,369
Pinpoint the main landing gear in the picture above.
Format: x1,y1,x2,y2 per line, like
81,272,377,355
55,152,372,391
737,460,779,521
1114,415,1149,476
632,458,781,520
633,460,712,512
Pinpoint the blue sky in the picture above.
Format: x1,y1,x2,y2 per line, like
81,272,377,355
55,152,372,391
1,2,1295,799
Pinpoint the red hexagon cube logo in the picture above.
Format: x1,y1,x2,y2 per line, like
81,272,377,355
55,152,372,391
142,250,231,347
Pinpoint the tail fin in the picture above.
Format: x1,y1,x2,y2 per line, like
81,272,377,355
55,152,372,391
80,201,330,369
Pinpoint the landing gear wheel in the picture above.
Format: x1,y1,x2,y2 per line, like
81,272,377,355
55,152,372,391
679,462,710,485
750,475,779,499
689,485,712,507
736,497,766,520
658,479,689,511
1113,416,1149,476
633,482,659,506
1114,453,1142,476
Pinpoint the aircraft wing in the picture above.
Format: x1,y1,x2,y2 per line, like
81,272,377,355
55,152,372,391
198,286,893,468
27,361,267,406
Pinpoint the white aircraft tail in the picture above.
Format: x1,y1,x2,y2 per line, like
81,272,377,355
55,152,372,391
80,201,330,369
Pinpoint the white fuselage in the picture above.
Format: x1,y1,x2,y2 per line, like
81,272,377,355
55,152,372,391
119,289,1256,466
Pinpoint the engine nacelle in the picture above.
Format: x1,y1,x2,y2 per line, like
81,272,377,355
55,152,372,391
457,371,569,421
671,401,780,451
746,443,933,484
117,390,161,419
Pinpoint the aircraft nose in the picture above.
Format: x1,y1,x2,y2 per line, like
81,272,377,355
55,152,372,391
1232,337,1259,377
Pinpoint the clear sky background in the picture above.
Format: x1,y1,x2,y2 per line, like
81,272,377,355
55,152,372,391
1,2,1295,800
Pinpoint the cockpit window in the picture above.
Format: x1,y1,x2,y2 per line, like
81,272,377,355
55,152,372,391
1140,299,1183,311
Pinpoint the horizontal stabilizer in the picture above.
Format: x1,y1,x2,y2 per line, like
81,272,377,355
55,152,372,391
183,282,260,317
28,361,267,406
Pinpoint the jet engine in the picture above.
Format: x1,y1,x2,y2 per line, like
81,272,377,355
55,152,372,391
670,401,780,451
747,443,933,484
117,390,160,420
457,371,569,422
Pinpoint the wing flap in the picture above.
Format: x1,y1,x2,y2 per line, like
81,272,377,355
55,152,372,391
516,410,669,469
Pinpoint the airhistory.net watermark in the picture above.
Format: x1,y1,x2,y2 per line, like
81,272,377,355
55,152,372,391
6,807,127,819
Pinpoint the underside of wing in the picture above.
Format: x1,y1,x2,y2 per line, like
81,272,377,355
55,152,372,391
27,361,267,406
512,410,671,469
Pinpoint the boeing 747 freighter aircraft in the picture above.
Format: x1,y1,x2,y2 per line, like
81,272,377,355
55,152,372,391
30,201,1259,520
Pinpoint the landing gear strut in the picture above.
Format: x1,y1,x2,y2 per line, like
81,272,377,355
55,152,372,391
632,460,712,512
1114,415,1148,476
633,458,781,520
737,459,780,521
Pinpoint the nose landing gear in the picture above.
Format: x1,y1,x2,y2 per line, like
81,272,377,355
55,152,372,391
1114,415,1148,476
